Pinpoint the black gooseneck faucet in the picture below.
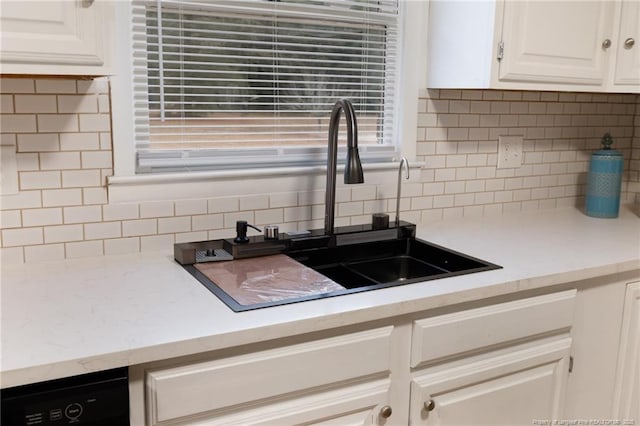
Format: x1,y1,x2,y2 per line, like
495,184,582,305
324,99,364,236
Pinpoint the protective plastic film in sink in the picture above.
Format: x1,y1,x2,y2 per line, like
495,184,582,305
193,254,345,306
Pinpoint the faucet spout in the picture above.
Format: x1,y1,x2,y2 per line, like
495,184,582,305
325,99,364,236
395,158,410,226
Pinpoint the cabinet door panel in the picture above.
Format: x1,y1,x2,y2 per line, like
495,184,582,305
499,1,614,85
613,1,640,88
411,290,575,367
171,379,390,426
0,0,110,74
409,337,572,425
612,282,640,421
146,327,394,424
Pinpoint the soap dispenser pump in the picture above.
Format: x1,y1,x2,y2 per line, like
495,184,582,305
234,220,262,244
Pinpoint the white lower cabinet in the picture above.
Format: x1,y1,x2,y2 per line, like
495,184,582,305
409,337,572,426
131,289,578,426
140,326,398,426
612,281,640,421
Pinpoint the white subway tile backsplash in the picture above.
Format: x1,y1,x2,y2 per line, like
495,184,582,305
254,209,283,226
14,95,57,113
44,224,83,243
174,199,207,216
122,219,157,237
79,114,110,132
84,221,121,240
208,197,239,213
240,194,269,211
175,231,208,244
16,153,40,172
1,247,24,264
1,114,37,133
98,95,110,113
141,234,174,252
338,201,363,216
158,216,191,234
269,192,298,208
2,227,43,247
20,171,60,190
24,243,65,263
104,237,140,255
81,151,112,169
22,208,62,226
1,210,22,228
192,214,224,231
35,80,76,94
1,79,34,93
103,203,139,221
82,187,108,205
62,170,102,188
58,95,98,113
42,188,82,207
2,79,638,263
63,205,102,224
99,133,111,150
17,133,59,152
60,133,100,151
284,206,311,222
40,152,81,170
65,240,103,259
37,114,78,132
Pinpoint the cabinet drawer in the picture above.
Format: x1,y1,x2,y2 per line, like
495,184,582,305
146,326,394,424
411,290,576,367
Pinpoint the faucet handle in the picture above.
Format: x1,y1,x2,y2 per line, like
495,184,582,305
234,220,262,244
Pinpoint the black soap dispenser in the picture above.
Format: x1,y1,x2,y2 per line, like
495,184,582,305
234,220,262,244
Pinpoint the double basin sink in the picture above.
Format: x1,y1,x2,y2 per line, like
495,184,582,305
176,227,501,311
288,238,500,292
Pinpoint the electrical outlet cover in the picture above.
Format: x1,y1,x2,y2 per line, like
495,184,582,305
497,135,523,169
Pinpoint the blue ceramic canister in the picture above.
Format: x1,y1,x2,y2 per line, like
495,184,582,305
585,133,624,218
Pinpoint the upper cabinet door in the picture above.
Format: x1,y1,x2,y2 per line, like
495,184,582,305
498,0,615,86
612,0,640,88
0,0,113,75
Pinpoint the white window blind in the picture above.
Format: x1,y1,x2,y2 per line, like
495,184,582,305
131,0,400,173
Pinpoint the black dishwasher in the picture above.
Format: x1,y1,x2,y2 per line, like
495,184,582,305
1,367,129,426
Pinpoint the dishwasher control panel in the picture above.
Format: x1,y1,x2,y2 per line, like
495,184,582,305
1,367,129,426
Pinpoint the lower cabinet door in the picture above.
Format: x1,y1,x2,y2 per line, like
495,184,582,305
409,337,572,426
169,378,392,426
612,281,640,421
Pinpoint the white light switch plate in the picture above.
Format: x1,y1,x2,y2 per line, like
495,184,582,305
497,135,523,169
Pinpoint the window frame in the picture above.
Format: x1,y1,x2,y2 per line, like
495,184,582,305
109,0,427,202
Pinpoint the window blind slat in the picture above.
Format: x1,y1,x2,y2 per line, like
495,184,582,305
132,0,399,173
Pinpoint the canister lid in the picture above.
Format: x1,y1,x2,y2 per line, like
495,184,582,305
593,133,622,157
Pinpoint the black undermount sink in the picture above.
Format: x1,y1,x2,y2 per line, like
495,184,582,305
287,238,500,291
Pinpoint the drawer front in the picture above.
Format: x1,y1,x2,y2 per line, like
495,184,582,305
146,326,394,424
410,289,576,367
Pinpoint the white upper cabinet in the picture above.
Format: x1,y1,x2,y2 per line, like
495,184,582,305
0,0,113,76
612,1,640,90
427,0,639,93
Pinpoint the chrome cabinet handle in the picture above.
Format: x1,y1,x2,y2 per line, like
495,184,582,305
380,405,393,418
424,399,436,411
624,38,635,49
602,39,612,49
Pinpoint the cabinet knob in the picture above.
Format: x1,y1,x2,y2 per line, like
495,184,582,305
424,399,436,411
602,39,612,49
82,0,95,6
624,38,635,49
380,405,393,418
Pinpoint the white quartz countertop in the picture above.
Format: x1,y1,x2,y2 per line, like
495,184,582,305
2,206,639,388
